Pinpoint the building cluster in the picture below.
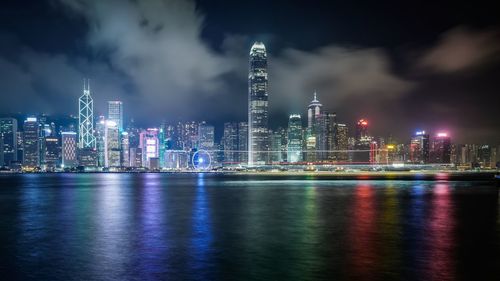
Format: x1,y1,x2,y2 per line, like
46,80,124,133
0,42,498,171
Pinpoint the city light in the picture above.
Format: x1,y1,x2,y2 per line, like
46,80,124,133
437,132,448,137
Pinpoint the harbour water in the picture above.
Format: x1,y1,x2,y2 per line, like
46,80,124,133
0,173,498,280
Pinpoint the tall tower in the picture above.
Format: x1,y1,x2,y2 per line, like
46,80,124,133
79,79,96,149
248,41,269,165
108,101,124,132
307,92,322,129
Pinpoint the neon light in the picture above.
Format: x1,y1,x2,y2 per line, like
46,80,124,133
437,132,448,137
26,117,37,122
416,131,426,136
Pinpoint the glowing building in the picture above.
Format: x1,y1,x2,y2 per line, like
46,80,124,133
78,79,96,149
108,101,124,132
248,41,269,165
61,132,78,168
307,92,323,129
140,128,159,169
353,119,371,163
43,136,59,170
287,114,303,163
223,122,238,164
410,131,430,163
238,122,248,163
430,132,451,164
95,116,106,167
334,123,349,161
0,118,18,166
198,122,215,150
23,117,40,168
121,132,130,167
104,121,120,168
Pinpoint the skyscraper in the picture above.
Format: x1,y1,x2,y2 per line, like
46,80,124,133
198,122,215,150
335,123,349,161
410,131,430,164
0,118,18,166
61,132,78,168
307,92,323,129
23,117,40,168
108,101,124,132
44,136,59,170
248,41,269,165
430,132,451,164
287,114,303,163
79,79,96,149
237,122,248,163
104,121,120,168
353,119,371,163
223,122,239,164
140,128,159,169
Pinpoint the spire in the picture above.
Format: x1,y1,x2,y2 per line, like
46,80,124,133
313,91,317,102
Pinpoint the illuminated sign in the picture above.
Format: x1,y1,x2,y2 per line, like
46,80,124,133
26,117,37,122
415,131,426,136
437,132,448,137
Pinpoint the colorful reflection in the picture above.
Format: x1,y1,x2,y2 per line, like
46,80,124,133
189,173,214,278
347,183,377,280
138,173,169,277
426,183,456,281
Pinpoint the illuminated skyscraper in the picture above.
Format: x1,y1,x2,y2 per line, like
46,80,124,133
248,41,269,165
23,117,40,168
104,121,120,168
237,122,248,163
307,92,323,129
287,114,303,163
0,118,18,166
354,119,371,163
61,132,78,168
44,136,59,170
198,122,215,150
79,79,96,149
95,116,106,167
108,101,124,132
223,122,238,164
334,123,348,161
430,132,451,164
140,128,159,169
410,131,430,163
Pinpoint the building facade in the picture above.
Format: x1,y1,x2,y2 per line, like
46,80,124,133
248,41,269,165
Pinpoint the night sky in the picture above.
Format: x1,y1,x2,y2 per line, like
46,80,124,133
1,0,499,143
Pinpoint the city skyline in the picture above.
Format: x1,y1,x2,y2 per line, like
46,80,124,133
0,0,499,144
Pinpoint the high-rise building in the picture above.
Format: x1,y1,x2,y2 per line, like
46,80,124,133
79,79,96,149
353,119,371,163
140,128,159,169
307,92,323,129
316,111,336,161
248,41,269,165
198,122,215,150
61,131,78,168
223,122,239,164
0,118,18,166
108,101,124,132
121,132,130,167
95,116,106,167
334,123,348,161
23,117,40,168
104,121,121,168
129,147,142,168
430,132,451,164
410,131,430,164
78,148,97,168
44,137,59,170
176,121,198,151
287,114,303,163
237,122,248,163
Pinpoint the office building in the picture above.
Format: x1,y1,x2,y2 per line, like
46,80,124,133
248,41,269,165
108,101,124,132
23,117,40,168
79,79,96,149
61,131,78,168
287,114,303,163
0,118,18,166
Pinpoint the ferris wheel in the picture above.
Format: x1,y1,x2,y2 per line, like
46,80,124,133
192,149,211,170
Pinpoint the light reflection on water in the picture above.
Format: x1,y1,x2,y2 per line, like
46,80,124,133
0,174,498,280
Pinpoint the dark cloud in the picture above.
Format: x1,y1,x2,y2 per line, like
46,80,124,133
418,26,500,73
0,0,499,144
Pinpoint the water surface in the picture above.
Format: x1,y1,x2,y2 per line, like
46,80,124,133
0,173,498,280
